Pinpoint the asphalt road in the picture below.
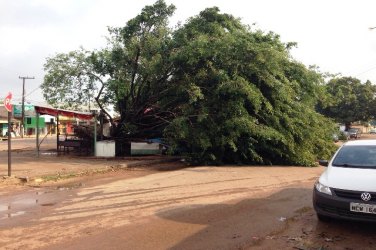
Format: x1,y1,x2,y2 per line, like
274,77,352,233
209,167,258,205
0,135,56,151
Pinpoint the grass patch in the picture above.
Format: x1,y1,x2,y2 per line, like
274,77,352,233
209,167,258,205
41,172,78,182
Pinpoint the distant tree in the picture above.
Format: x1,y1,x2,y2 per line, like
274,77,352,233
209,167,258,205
42,48,96,110
318,77,376,128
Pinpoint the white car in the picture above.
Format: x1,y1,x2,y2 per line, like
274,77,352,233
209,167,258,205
313,140,376,222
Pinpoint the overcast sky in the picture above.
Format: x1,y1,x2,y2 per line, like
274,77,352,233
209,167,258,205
1,0,376,105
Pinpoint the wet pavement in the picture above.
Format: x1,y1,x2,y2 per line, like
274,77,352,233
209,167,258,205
0,185,78,226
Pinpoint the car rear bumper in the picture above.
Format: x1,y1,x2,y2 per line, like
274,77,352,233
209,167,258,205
313,189,376,222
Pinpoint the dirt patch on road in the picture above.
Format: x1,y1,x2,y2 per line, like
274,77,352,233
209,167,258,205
252,206,376,250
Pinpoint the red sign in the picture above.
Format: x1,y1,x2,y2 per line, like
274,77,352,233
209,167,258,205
4,92,12,112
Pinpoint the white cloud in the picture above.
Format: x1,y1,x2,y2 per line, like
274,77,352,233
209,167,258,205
1,0,376,102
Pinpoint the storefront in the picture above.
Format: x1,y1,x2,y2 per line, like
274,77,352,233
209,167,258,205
0,106,20,137
24,117,46,136
34,106,94,153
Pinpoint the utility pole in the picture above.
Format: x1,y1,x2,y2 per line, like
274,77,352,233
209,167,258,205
19,76,35,138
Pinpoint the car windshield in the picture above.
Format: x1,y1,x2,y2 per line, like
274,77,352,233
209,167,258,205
332,145,376,168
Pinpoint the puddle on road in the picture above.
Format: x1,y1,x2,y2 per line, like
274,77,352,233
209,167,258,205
0,186,78,221
13,198,39,206
0,198,39,221
40,152,57,156
1,211,26,219
0,205,10,212
57,182,84,191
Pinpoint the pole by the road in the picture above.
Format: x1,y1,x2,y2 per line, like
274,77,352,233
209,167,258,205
19,76,35,138
8,111,11,176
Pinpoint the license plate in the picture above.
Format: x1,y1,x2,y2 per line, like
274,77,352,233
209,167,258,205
350,203,376,214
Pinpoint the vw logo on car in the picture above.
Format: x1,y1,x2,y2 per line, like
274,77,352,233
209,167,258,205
361,192,372,202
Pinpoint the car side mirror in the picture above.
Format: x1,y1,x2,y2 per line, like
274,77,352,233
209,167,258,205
319,160,329,167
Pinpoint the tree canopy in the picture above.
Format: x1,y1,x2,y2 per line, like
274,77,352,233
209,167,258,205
318,76,376,127
42,0,337,166
42,0,176,137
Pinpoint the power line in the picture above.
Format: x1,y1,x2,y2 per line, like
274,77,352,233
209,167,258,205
355,65,376,77
24,85,41,97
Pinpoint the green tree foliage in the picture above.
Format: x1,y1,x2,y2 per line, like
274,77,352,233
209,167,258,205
42,1,336,166
42,0,176,137
42,48,117,127
103,0,176,137
318,77,376,127
163,7,336,165
42,48,96,109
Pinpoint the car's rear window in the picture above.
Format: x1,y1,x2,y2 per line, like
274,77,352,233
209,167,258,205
332,145,376,168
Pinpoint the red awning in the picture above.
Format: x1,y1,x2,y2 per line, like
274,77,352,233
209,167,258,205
34,106,94,120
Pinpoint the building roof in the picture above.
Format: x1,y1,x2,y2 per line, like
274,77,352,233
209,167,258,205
0,106,18,122
34,106,94,120
1,104,94,121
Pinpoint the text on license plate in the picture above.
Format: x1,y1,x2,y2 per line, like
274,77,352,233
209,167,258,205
350,203,376,214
